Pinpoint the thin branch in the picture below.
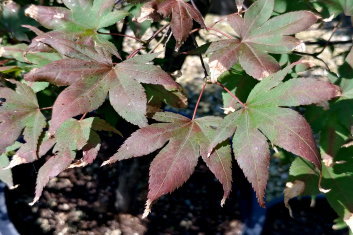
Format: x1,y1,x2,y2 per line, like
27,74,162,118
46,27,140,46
97,31,145,44
150,26,171,53
293,51,331,71
145,24,170,45
192,83,207,120
80,113,87,121
305,39,352,46
215,82,246,108
315,20,342,56
191,35,209,78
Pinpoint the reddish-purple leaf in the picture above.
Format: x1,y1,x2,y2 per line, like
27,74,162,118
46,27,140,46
206,0,317,81
138,0,205,47
26,52,183,132
30,153,73,205
104,113,233,216
25,5,70,30
49,74,111,133
25,59,111,86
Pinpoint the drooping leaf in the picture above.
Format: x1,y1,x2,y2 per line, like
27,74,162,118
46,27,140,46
31,117,114,204
208,63,340,204
206,0,318,81
137,0,205,47
25,51,182,133
103,112,232,217
0,81,46,162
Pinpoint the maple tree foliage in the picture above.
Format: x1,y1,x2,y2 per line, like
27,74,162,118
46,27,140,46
103,112,232,216
207,0,318,81
1,0,353,230
136,0,205,47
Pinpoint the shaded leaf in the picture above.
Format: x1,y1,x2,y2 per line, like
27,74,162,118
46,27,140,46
0,81,46,161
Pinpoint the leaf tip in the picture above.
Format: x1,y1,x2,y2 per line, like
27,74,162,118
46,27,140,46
29,196,39,206
101,160,111,167
220,198,226,207
9,184,19,190
142,199,152,219
24,4,38,19
319,186,331,194
5,155,27,169
0,46,4,57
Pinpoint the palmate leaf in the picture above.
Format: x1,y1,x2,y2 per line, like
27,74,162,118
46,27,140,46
207,63,340,205
25,0,128,57
206,0,318,81
25,48,184,133
0,80,46,162
137,0,205,47
25,0,128,34
103,112,232,217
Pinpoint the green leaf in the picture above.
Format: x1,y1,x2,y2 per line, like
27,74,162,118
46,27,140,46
208,63,339,204
0,81,46,162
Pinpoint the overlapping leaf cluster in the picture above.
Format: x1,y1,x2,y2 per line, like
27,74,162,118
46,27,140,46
0,0,352,230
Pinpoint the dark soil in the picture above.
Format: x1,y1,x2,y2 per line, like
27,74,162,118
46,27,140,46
4,136,245,234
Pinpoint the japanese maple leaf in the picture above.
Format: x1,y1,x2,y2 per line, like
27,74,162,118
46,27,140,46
25,44,183,133
25,0,128,36
207,63,340,206
206,0,318,81
137,0,205,47
0,80,46,162
30,117,120,205
103,112,232,217
25,0,128,56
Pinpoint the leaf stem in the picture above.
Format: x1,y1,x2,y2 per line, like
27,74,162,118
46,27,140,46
192,83,207,120
215,82,246,108
40,106,53,110
127,47,144,59
80,113,87,121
